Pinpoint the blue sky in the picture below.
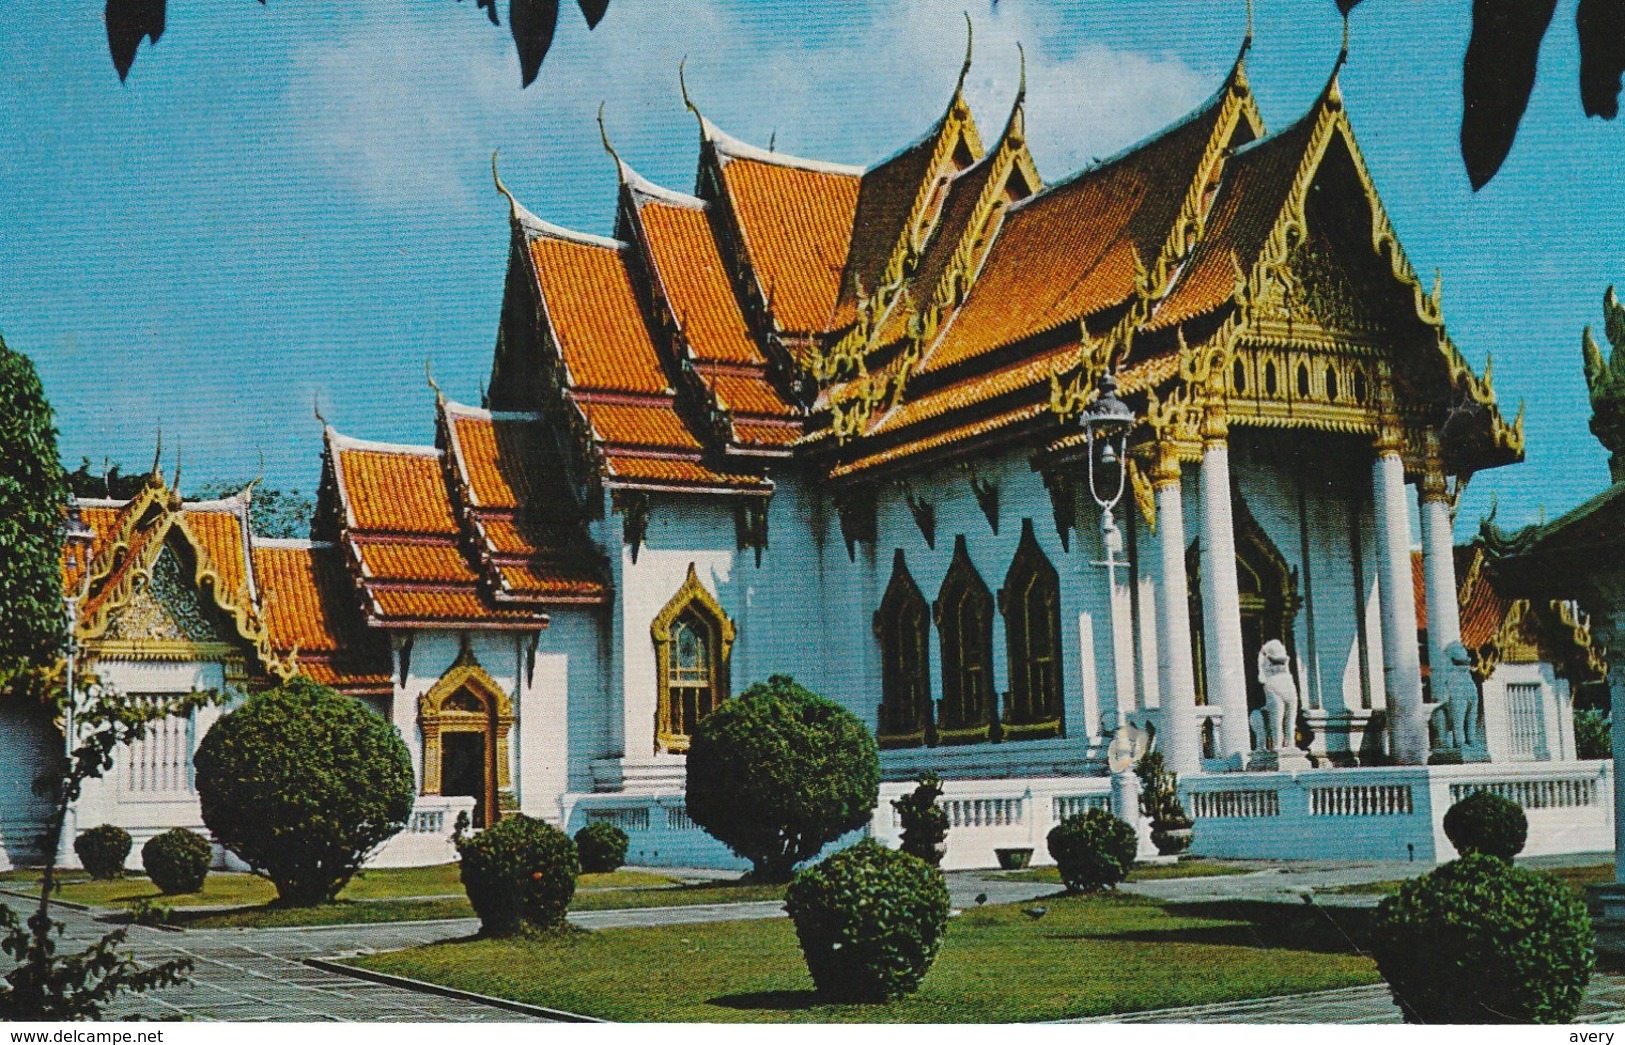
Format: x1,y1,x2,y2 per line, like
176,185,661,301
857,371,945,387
2,0,1622,531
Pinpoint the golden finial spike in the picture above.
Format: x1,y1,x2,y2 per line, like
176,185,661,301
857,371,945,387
597,101,622,171
1015,42,1026,106
313,395,328,428
491,149,521,224
150,427,163,479
171,444,182,494
1337,9,1350,68
425,358,442,399
954,12,973,98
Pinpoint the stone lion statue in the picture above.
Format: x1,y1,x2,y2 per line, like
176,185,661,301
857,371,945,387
1432,641,1481,750
1256,639,1298,752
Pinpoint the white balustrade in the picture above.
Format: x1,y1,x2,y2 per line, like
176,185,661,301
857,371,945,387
1309,784,1414,816
1189,789,1281,819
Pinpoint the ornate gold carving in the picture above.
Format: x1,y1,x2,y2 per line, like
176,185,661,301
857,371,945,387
418,643,515,820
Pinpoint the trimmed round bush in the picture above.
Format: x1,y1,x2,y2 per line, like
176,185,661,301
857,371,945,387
457,814,578,935
142,828,212,895
194,675,415,906
1046,809,1138,894
74,824,132,880
1372,853,1593,1023
686,675,880,881
1443,789,1528,862
891,773,949,868
784,838,950,1002
574,821,629,875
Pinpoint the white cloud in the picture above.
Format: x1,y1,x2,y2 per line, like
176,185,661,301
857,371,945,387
281,0,1211,220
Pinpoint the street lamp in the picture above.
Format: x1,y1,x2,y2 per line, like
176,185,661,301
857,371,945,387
1078,370,1135,540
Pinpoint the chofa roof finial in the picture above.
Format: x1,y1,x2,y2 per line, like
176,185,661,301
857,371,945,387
150,427,163,479
425,358,442,401
954,12,974,98
313,395,328,428
597,101,623,171
491,149,522,224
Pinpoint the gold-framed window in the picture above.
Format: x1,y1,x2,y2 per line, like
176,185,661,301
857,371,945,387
934,535,994,745
1000,519,1064,741
874,550,932,748
652,564,735,753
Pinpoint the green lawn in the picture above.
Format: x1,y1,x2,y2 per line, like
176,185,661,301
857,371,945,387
0,865,677,918
172,877,783,928
1001,860,1254,885
348,892,1379,1022
1327,862,1613,898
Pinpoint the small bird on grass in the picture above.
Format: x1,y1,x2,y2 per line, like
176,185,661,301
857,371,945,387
1021,905,1047,921
974,892,988,906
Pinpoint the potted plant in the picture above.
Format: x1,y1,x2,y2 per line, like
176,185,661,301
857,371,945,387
1136,751,1193,856
994,847,1033,870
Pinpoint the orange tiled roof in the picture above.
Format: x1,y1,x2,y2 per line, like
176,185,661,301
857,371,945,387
335,445,459,536
579,399,704,450
530,234,670,396
180,502,253,608
1148,113,1311,331
354,540,479,584
925,92,1228,374
251,541,390,694
633,189,764,367
714,149,861,334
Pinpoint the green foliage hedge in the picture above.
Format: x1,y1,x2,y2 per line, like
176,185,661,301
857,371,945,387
194,676,415,906
74,825,131,880
0,336,67,683
142,828,212,895
891,773,948,868
1372,853,1593,1023
686,675,879,881
784,838,950,1002
1443,789,1527,861
1046,809,1138,893
457,815,578,935
1575,708,1611,760
574,821,629,875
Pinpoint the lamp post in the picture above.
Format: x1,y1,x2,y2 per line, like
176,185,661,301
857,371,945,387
1079,371,1137,739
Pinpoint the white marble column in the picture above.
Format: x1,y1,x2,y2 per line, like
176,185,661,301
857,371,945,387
1418,429,1461,679
1197,408,1250,765
1152,442,1201,775
1373,421,1428,765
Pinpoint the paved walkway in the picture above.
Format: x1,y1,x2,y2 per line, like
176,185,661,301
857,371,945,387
5,856,1615,1022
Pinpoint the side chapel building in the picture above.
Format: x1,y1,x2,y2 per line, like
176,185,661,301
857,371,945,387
4,33,1607,870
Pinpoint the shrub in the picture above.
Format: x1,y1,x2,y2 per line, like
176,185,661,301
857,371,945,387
1046,809,1138,893
1372,853,1593,1023
74,825,131,880
891,773,949,867
141,828,212,895
1443,789,1528,862
686,675,879,881
1576,708,1611,760
193,675,415,906
574,821,629,875
784,838,950,1002
457,814,578,935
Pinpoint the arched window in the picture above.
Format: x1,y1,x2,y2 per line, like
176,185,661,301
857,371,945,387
935,536,995,745
652,564,735,753
875,550,932,748
1001,520,1065,740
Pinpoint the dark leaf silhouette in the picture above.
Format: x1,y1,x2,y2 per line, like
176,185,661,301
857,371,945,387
510,0,559,87
1335,0,1362,14
105,0,167,81
1460,0,1557,190
578,0,610,29
105,0,606,84
1579,0,1625,118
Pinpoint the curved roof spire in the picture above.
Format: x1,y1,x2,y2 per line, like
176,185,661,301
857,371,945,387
598,100,629,184
953,12,974,100
998,42,1027,144
1244,0,1254,50
679,56,708,139
491,149,524,224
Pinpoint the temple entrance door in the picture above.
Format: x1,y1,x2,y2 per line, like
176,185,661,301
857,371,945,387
1189,496,1303,736
441,732,487,827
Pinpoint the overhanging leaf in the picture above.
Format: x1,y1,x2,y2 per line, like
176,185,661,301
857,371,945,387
1335,0,1363,13
476,0,501,27
1579,0,1625,118
577,0,609,30
1461,0,1557,190
105,0,167,81
510,0,559,88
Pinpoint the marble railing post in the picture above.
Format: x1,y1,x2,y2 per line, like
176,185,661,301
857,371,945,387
1373,417,1428,765
1152,440,1201,775
1197,405,1250,765
1418,429,1461,679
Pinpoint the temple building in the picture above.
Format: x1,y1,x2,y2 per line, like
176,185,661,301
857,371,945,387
5,33,1612,871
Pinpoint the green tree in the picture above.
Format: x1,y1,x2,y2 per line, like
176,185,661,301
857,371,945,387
686,675,879,882
1,682,207,1018
0,334,68,690
194,676,415,905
